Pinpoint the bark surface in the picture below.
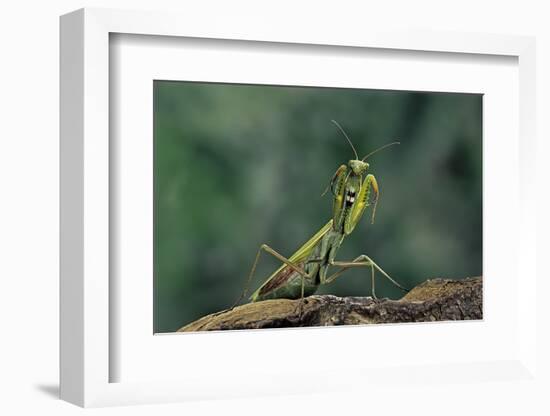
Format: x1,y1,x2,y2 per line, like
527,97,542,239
178,276,482,332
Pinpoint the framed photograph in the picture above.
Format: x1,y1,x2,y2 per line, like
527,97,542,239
60,8,537,407
153,81,484,335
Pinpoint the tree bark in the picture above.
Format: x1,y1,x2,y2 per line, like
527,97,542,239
178,276,482,332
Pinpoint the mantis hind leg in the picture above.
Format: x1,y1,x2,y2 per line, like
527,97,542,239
231,244,309,309
324,254,408,299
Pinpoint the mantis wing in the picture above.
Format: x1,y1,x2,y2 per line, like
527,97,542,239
250,219,333,299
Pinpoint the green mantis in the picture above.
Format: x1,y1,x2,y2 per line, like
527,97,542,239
236,120,406,306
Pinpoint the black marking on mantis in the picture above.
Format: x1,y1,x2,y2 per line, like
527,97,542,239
233,120,405,307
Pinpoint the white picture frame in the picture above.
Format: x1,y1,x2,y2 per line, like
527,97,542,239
60,7,537,408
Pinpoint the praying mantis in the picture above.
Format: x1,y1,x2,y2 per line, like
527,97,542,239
234,120,407,307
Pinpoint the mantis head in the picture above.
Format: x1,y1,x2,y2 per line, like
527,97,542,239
348,159,369,176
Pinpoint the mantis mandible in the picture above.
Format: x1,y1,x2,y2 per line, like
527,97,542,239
235,120,406,306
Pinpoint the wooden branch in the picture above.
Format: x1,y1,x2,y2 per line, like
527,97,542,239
178,276,482,332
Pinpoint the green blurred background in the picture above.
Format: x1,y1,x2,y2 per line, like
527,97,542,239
154,81,482,333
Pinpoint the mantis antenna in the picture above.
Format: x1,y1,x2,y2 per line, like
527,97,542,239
361,141,400,161
331,120,359,160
